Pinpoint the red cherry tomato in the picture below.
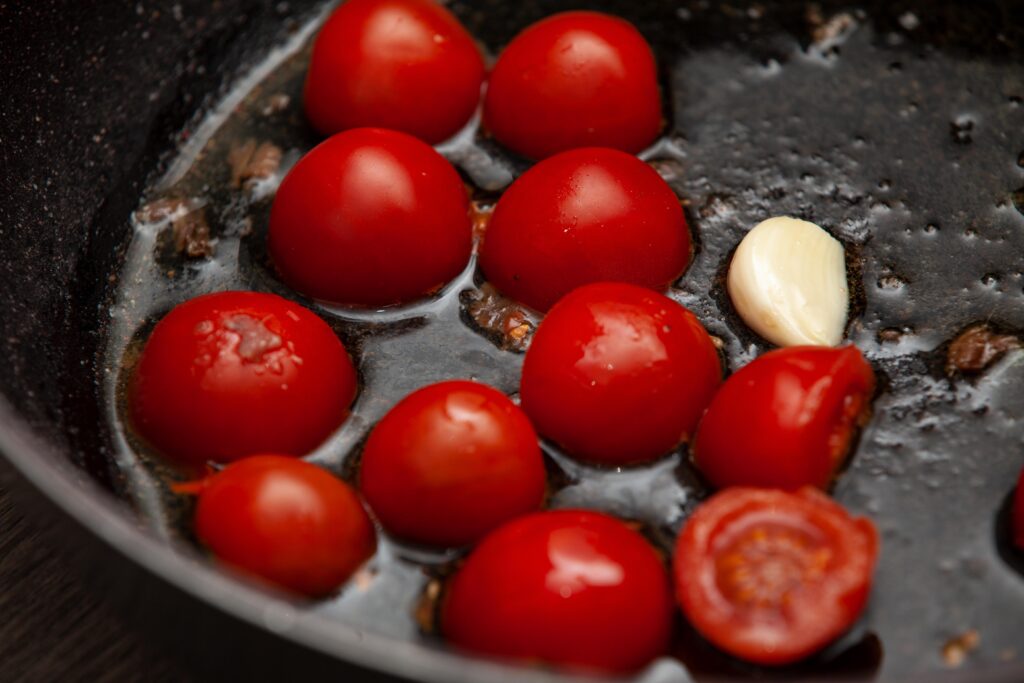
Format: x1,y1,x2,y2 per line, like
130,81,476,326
442,509,672,673
129,291,357,465
359,381,546,547
520,282,721,466
674,487,879,666
186,455,375,597
693,345,876,491
304,0,485,143
479,148,690,312
484,11,662,159
269,128,473,307
1014,466,1024,550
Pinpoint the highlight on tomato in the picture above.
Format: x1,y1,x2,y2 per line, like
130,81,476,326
693,345,876,491
129,291,357,466
184,455,376,597
520,282,721,466
359,380,546,547
442,509,673,673
673,487,879,666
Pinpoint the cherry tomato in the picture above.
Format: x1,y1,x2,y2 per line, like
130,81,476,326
359,381,546,547
442,509,672,672
693,345,875,491
674,487,878,666
484,11,662,159
520,282,721,466
269,128,473,307
304,0,485,143
186,455,375,597
479,148,690,312
129,291,357,465
1013,466,1024,550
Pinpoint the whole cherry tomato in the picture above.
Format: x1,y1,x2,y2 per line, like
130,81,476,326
185,455,376,597
129,291,357,466
269,128,473,307
1013,466,1024,550
304,0,485,143
359,381,546,547
479,148,690,313
693,345,875,490
442,509,672,673
674,487,879,666
520,282,721,466
484,11,662,159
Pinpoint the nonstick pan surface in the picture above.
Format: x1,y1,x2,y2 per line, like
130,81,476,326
2,1,1024,681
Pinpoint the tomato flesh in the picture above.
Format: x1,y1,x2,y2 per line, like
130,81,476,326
359,381,546,547
521,282,721,466
304,0,484,143
479,148,690,313
674,487,879,666
190,455,376,597
442,509,672,673
484,11,662,159
269,128,473,307
129,291,357,466
693,345,876,490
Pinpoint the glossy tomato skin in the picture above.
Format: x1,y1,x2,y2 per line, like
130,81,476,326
304,0,485,143
268,128,473,307
359,381,546,547
674,487,878,666
1014,466,1024,550
479,148,690,313
693,345,876,490
484,11,661,159
442,509,672,673
191,455,376,597
520,283,721,466
129,291,357,466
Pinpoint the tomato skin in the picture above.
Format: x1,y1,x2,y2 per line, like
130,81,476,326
359,381,546,547
1014,466,1024,550
304,0,485,143
484,11,661,159
479,148,690,313
442,509,672,673
674,487,879,666
191,455,375,597
129,291,357,465
520,282,721,466
694,345,876,491
268,128,473,307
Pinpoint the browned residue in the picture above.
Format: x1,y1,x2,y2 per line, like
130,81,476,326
414,578,442,635
807,5,856,46
228,139,283,188
464,283,535,353
469,200,494,245
942,629,980,668
135,197,213,258
945,324,1021,376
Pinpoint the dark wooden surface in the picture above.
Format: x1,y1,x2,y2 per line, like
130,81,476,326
0,484,191,683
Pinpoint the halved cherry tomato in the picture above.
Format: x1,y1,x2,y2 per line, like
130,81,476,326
185,455,375,597
484,11,662,159
1013,466,1024,550
520,282,720,466
359,381,546,547
479,148,690,313
442,509,672,673
674,487,879,666
693,345,875,491
129,291,357,466
268,128,473,307
304,0,485,143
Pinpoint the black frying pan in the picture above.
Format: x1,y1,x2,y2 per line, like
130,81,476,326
3,1,1024,681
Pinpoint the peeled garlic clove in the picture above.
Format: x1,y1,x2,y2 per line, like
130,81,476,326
727,216,848,347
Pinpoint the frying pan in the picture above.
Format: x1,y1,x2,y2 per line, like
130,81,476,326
3,0,1024,681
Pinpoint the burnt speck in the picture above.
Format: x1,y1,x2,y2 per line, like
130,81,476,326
950,116,975,144
1011,187,1024,217
877,274,905,290
945,324,1021,376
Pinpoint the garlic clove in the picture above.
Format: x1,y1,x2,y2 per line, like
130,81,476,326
727,216,849,347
